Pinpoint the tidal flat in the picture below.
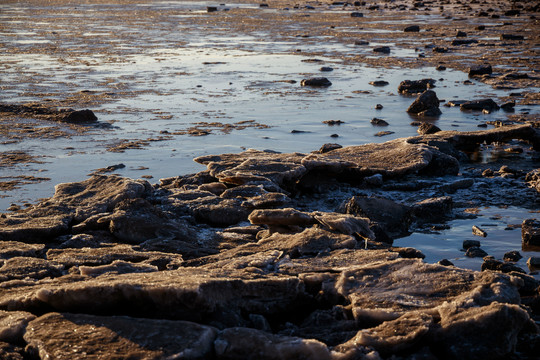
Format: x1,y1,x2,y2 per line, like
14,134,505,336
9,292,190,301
0,0,539,358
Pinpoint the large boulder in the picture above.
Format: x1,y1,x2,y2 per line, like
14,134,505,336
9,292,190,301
406,90,442,116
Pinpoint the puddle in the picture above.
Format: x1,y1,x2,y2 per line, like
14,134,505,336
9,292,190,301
394,207,540,279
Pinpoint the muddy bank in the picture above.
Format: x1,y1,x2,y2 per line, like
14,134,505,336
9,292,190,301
1,125,540,359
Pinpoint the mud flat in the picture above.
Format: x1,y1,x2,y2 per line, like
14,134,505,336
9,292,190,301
1,124,540,359
1,0,539,207
1,0,540,358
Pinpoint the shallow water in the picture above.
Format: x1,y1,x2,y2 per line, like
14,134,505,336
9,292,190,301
395,207,540,279
0,1,538,271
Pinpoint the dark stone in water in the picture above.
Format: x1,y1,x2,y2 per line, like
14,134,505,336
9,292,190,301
369,80,389,87
469,64,492,77
460,99,500,112
373,46,391,54
463,239,481,250
501,34,525,40
451,39,478,45
481,258,526,273
501,101,516,111
317,143,342,153
466,246,488,258
398,79,436,94
504,9,520,16
355,40,369,45
433,47,448,53
320,66,334,72
300,77,332,87
406,90,441,116
417,122,441,135
438,259,454,266
350,12,364,17
522,219,540,247
62,109,98,123
404,25,420,32
371,118,389,126
503,251,522,262
207,6,218,12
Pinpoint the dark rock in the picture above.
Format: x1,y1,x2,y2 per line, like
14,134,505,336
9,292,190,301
451,39,478,45
406,90,442,116
371,118,389,126
522,219,540,246
466,246,488,258
527,257,540,271
350,12,364,17
436,65,447,71
373,46,391,54
354,40,369,45
439,179,474,193
404,25,420,32
317,143,343,153
501,101,516,111
504,10,520,16
412,196,453,221
322,120,344,126
369,80,389,87
433,47,448,53
395,247,425,259
417,122,441,135
501,34,525,40
469,65,492,77
456,30,467,37
463,239,481,250
364,173,383,187
481,258,526,274
398,79,436,94
320,66,333,72
300,77,332,87
61,109,98,123
207,6,218,12
375,104,383,110
476,25,486,30
438,259,454,266
460,99,500,112
503,251,522,262
345,196,411,237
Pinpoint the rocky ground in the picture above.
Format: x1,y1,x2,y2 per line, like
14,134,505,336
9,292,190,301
1,123,540,359
1,0,540,359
